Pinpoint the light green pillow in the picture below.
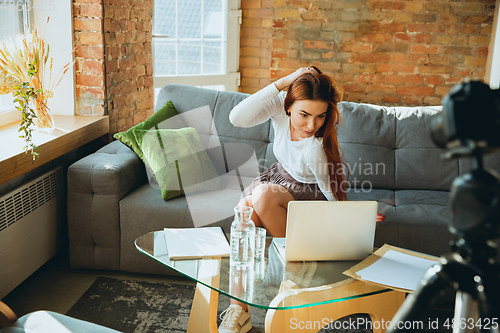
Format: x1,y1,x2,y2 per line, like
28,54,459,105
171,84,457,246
113,100,184,160
133,127,222,201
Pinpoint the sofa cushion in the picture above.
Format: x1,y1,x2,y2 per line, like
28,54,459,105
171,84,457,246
219,138,268,176
340,142,395,190
113,100,184,160
214,90,271,143
134,127,222,201
460,152,500,175
338,102,396,190
154,84,275,177
347,189,454,256
338,102,462,192
155,85,221,152
119,179,242,273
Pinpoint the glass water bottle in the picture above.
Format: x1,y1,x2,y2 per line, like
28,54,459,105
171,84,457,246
230,206,256,267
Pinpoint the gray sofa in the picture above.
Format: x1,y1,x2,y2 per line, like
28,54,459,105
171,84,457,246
0,310,120,333
67,84,500,274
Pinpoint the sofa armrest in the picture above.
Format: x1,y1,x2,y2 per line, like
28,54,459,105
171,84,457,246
67,140,147,270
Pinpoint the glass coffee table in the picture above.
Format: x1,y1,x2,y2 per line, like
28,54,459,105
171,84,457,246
135,231,405,333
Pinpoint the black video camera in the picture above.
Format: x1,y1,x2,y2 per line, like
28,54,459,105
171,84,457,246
386,80,500,333
429,80,500,241
430,80,500,151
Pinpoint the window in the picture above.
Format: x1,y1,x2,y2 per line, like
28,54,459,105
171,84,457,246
0,1,74,126
0,0,30,40
486,1,499,89
0,94,16,117
153,0,241,92
0,1,31,118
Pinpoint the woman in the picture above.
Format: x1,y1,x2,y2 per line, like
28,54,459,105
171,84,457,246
218,67,384,333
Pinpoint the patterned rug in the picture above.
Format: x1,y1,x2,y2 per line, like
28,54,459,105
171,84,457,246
66,277,267,333
67,277,453,333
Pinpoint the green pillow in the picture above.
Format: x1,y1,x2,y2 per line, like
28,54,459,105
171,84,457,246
134,127,223,201
113,100,184,160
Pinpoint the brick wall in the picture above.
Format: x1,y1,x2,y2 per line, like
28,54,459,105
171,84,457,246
240,0,496,106
72,0,495,130
73,0,154,139
103,0,154,137
73,0,106,116
240,0,274,93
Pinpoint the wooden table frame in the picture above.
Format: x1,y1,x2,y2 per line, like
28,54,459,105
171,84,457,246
185,260,406,333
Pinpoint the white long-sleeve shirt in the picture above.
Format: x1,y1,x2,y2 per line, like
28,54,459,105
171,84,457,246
229,83,336,201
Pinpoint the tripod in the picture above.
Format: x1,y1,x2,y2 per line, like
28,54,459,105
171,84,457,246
387,146,500,333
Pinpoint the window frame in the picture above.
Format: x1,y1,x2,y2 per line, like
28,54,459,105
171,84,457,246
152,0,241,92
486,0,499,89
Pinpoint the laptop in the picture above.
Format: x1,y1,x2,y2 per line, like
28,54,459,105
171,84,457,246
284,201,378,261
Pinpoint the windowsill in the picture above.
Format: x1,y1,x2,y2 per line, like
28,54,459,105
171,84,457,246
0,109,22,125
0,115,109,185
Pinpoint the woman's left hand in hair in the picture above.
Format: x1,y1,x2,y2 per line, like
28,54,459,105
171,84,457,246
376,214,385,222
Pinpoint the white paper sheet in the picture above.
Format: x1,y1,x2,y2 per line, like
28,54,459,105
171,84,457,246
164,227,230,260
356,250,437,291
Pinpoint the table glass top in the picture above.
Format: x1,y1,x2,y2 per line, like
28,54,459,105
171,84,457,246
135,231,391,310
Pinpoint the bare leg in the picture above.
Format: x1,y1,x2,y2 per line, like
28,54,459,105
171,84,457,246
252,184,294,238
228,268,250,311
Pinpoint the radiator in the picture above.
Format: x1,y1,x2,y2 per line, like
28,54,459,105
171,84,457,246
0,166,65,299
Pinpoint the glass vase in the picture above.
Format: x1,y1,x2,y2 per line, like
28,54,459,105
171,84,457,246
33,96,55,131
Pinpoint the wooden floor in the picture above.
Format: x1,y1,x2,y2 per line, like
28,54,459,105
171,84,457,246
1,249,194,318
2,249,456,333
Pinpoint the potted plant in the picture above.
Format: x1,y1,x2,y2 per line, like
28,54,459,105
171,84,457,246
0,25,73,161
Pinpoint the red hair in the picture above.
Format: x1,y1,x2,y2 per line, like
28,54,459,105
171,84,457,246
284,67,348,201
